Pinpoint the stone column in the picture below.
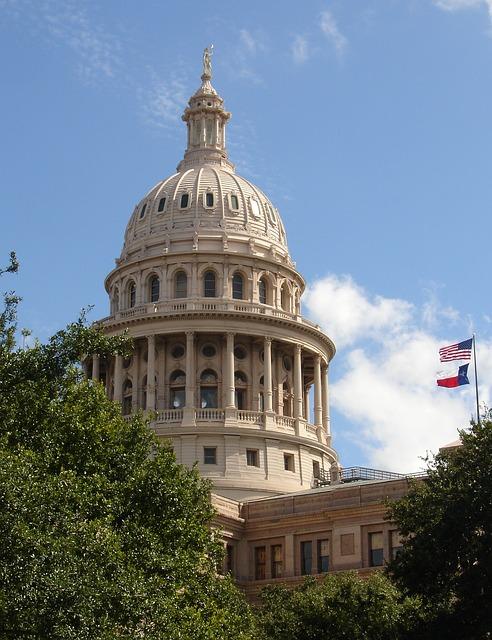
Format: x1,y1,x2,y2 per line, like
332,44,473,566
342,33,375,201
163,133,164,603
264,337,273,413
276,349,284,415
225,332,236,408
114,355,123,403
304,386,310,421
322,363,330,436
146,335,156,411
293,345,303,419
314,355,323,427
182,332,196,426
92,354,100,382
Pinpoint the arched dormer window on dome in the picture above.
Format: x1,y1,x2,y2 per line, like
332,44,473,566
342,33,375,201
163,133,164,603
175,271,188,298
232,272,244,300
200,369,218,409
149,275,160,303
127,281,136,308
203,270,216,298
170,370,186,409
179,192,191,209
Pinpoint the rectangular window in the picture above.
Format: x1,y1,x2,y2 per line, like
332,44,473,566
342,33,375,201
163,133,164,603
271,544,283,578
300,541,312,575
203,447,217,465
180,193,189,208
390,530,402,560
284,453,295,472
369,532,384,567
158,197,166,212
312,460,320,479
200,388,218,409
255,546,266,580
246,449,259,467
317,539,330,573
230,194,239,210
170,389,185,409
206,192,214,207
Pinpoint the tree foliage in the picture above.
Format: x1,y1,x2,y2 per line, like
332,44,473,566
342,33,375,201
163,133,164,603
0,256,254,639
256,572,424,640
387,415,492,639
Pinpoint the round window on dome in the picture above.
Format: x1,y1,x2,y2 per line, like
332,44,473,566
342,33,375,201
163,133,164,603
234,346,247,360
202,344,216,359
171,344,185,359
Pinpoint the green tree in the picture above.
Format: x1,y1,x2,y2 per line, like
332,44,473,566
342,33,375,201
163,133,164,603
387,415,492,639
256,572,423,640
0,254,254,640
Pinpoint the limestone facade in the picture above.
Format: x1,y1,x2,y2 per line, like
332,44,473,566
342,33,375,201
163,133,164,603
90,52,413,588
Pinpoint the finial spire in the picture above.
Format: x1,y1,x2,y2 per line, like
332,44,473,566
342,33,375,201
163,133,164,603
202,45,213,80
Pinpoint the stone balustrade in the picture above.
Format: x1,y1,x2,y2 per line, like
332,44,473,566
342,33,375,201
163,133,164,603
97,298,321,330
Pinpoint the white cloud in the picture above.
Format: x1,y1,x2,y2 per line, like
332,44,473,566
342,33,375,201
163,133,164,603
239,29,259,54
304,275,413,347
1,0,121,82
304,274,491,472
433,0,492,23
137,71,187,131
320,9,348,56
292,35,310,64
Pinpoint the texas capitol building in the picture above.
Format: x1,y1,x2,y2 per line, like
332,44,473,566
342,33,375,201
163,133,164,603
90,52,416,596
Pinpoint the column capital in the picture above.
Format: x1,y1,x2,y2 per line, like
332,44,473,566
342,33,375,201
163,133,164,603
314,353,321,364
226,331,236,339
185,331,194,339
147,334,156,343
264,336,272,344
295,343,302,354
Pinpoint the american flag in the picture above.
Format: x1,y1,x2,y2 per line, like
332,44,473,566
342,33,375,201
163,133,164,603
439,338,473,362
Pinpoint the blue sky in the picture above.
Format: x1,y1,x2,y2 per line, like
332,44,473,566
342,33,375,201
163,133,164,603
1,0,491,470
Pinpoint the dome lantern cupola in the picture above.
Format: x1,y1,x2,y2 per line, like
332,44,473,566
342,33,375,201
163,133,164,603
178,46,233,172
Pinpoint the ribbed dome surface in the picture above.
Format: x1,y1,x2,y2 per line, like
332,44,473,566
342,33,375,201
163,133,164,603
122,165,288,257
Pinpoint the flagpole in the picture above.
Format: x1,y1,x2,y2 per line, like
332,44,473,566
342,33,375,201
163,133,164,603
473,334,480,425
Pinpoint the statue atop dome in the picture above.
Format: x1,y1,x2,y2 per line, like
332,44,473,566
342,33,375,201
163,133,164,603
202,45,213,79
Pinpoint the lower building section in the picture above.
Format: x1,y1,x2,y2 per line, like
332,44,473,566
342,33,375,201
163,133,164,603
213,477,415,597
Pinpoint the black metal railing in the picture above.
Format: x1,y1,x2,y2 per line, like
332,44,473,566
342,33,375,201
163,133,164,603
316,466,426,487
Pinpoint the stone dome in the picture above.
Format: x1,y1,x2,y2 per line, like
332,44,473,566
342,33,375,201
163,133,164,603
121,166,288,259
118,56,291,267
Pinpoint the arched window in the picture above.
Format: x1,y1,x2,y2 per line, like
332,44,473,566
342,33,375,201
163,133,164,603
170,370,186,409
150,276,160,303
281,283,291,312
203,270,216,298
200,369,218,409
128,281,136,308
112,288,119,314
232,272,244,300
175,271,187,298
258,277,267,305
235,371,247,410
122,379,132,415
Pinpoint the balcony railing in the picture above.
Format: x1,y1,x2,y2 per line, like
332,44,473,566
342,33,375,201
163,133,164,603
145,408,325,443
98,298,321,330
316,466,427,487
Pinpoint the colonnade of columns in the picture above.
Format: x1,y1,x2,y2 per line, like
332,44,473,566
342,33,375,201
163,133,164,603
92,333,330,433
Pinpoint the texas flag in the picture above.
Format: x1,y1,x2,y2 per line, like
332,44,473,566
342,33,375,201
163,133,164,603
437,364,470,388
